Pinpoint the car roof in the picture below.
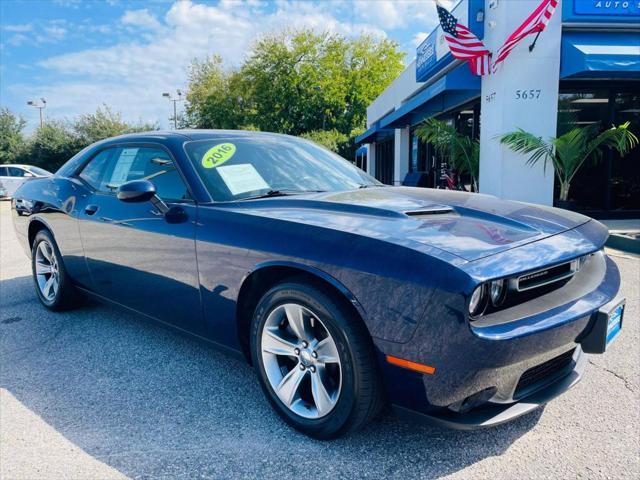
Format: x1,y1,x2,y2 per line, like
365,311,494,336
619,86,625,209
100,129,294,143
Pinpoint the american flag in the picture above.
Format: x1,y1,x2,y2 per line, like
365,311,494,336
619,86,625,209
436,3,491,76
493,0,559,72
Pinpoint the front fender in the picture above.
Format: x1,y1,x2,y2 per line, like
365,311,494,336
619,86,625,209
243,260,368,321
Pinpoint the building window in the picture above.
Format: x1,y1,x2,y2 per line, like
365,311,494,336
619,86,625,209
558,83,639,216
409,126,431,173
375,136,395,185
355,149,367,172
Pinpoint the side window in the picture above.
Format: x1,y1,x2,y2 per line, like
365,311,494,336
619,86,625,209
79,149,113,190
0,167,8,176
8,167,26,177
80,146,190,201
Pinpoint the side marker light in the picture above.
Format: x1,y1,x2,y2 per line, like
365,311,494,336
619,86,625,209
386,355,436,375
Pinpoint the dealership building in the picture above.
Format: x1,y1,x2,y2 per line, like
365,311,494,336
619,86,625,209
356,0,639,218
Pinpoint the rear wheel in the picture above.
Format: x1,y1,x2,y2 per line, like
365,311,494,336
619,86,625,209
250,280,383,439
31,230,84,311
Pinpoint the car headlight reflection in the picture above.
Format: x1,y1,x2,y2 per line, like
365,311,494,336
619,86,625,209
468,285,486,317
489,279,506,306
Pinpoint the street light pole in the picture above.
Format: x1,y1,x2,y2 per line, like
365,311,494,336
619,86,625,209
162,90,183,129
27,98,47,128
173,101,177,129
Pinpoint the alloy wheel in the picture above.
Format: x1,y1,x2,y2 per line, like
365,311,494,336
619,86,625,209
35,240,59,301
260,303,342,419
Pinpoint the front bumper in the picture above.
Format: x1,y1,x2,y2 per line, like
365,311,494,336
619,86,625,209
375,236,621,427
393,346,586,429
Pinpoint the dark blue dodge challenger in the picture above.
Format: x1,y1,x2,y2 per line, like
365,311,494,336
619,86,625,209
12,130,624,439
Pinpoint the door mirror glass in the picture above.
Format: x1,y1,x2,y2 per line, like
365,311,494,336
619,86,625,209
117,180,157,203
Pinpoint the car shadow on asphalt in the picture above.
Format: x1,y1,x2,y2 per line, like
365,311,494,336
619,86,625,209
0,274,543,479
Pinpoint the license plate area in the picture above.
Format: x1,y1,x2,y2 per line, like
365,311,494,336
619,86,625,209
581,298,625,354
606,304,623,345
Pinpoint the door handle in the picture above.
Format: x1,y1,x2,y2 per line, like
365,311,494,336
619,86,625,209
84,204,99,215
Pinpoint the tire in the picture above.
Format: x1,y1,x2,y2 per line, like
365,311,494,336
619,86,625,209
31,229,84,311
250,279,383,439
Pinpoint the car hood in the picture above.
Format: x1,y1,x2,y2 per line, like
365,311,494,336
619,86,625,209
220,187,592,261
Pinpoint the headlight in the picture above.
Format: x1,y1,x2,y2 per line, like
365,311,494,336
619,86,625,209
469,285,486,317
489,279,506,306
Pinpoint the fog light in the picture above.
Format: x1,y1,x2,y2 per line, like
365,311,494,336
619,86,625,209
489,279,506,306
469,285,486,317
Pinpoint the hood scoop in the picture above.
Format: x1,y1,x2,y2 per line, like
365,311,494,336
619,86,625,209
405,207,455,218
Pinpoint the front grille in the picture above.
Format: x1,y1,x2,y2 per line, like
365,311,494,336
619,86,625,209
517,260,578,291
514,348,576,398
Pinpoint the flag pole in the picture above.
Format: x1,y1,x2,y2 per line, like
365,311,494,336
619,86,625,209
528,30,542,52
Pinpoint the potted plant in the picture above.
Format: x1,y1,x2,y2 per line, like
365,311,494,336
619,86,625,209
499,122,638,208
415,118,479,192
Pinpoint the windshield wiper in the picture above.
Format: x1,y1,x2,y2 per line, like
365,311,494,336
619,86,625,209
358,183,384,189
238,189,326,201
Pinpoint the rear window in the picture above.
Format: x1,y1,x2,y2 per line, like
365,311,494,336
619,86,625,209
25,166,51,176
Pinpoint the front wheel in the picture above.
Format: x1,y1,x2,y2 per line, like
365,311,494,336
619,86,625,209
250,280,383,439
31,230,84,311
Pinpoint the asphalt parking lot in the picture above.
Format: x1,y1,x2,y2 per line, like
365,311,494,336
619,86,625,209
1,201,638,480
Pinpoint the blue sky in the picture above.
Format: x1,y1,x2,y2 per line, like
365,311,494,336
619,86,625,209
1,0,447,132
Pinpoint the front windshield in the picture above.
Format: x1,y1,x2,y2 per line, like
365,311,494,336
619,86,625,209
184,134,381,202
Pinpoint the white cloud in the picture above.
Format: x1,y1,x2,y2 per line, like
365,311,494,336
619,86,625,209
7,34,29,46
121,9,162,30
3,21,69,47
87,24,112,34
3,23,33,32
353,0,446,31
43,26,67,40
354,0,408,29
52,0,83,7
412,32,429,48
25,0,440,129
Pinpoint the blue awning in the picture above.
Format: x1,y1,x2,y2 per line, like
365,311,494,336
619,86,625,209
355,123,379,144
378,65,480,129
561,32,640,79
355,122,395,144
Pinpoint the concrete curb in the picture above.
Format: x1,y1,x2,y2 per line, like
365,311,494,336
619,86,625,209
606,233,640,255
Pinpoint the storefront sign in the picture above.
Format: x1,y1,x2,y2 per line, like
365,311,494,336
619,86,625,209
574,1,640,16
564,0,640,22
416,34,437,81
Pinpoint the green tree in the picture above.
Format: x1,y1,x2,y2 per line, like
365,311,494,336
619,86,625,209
301,129,349,153
20,120,81,172
15,105,159,172
183,56,250,129
74,104,157,144
240,30,404,136
499,122,638,202
415,118,480,191
183,30,404,158
0,108,27,164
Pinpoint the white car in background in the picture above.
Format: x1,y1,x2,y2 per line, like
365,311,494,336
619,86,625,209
0,164,52,199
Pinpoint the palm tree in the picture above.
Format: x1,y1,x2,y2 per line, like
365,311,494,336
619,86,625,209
415,118,479,192
499,122,638,202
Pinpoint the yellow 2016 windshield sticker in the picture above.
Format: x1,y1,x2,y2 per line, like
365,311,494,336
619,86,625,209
202,143,236,168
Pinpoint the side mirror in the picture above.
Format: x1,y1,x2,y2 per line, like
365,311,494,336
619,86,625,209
117,180,169,214
117,180,157,203
23,171,35,178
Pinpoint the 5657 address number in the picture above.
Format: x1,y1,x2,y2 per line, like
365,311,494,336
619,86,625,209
516,89,542,100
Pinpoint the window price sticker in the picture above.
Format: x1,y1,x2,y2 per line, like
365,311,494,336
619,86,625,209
217,164,269,195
